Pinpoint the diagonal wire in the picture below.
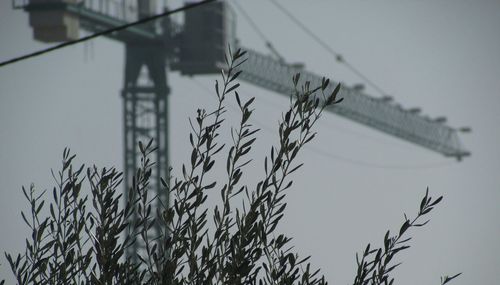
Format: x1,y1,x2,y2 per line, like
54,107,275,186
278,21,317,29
268,0,389,96
0,0,217,68
232,0,285,63
233,1,269,45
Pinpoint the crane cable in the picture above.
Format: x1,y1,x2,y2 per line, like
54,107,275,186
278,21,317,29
232,1,286,64
268,0,389,97
0,0,217,68
231,1,418,151
188,77,455,170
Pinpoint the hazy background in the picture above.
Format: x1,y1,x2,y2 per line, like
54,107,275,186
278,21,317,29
1,0,499,284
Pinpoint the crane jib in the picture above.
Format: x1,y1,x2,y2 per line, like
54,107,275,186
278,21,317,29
237,48,470,160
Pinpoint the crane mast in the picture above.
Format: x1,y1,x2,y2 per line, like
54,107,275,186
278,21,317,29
14,0,469,263
122,39,170,262
16,0,170,261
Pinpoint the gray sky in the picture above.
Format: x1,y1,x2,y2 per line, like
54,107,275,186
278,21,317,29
1,0,499,284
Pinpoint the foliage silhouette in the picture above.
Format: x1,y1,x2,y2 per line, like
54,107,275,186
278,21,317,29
1,48,459,285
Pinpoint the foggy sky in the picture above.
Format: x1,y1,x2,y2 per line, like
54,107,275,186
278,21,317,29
1,0,499,284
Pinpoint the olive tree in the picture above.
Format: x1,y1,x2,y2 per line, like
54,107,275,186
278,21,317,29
1,48,459,285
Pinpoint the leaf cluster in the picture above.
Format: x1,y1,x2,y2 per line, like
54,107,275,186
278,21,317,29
352,189,459,285
0,48,459,285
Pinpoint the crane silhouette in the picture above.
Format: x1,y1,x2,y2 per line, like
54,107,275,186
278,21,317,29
13,0,469,261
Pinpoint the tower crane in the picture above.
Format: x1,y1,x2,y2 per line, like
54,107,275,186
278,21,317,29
13,0,469,261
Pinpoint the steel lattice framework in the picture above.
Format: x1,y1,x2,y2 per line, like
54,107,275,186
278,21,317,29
238,49,470,159
122,43,170,261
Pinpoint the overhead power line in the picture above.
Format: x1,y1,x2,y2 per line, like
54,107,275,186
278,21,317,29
0,0,217,68
268,0,389,96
